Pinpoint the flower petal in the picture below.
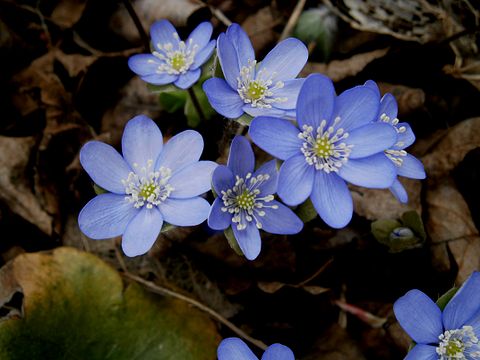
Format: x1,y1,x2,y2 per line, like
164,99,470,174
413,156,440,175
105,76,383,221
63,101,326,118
217,33,240,89
277,154,315,206
122,207,163,257
203,78,244,119
140,73,178,86
169,161,217,198
78,194,138,239
158,197,210,226
249,116,302,161
226,24,255,70
243,106,287,118
186,22,212,51
332,86,380,131
311,172,352,228
390,179,408,203
121,115,163,170
128,54,162,76
393,289,443,344
338,153,396,188
232,223,262,260
212,165,235,194
443,271,480,330
258,38,308,82
155,130,204,173
191,40,216,69
253,159,278,196
363,80,380,97
217,338,258,360
208,198,231,230
395,122,416,149
379,93,398,120
151,19,179,52
228,136,255,178
261,200,303,235
271,78,305,110
174,68,201,89
297,74,336,129
80,141,131,194
397,154,426,179
261,344,295,360
404,345,438,360
346,122,397,159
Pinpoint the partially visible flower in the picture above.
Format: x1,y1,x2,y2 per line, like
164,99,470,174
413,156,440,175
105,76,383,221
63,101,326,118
364,81,426,203
394,272,480,360
208,136,303,260
78,115,217,257
203,23,308,120
249,74,398,228
128,20,215,89
217,337,294,360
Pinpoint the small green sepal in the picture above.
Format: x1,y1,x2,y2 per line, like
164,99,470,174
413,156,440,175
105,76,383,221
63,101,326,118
224,227,244,257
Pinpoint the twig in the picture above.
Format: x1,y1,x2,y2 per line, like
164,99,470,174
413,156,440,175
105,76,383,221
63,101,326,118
278,0,307,42
297,258,333,287
120,0,150,52
209,5,232,26
188,87,207,122
124,272,268,351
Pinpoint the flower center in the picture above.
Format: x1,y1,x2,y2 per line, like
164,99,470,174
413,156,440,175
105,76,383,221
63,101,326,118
236,60,287,108
122,160,174,209
298,118,353,173
152,33,198,75
437,326,480,360
221,173,278,230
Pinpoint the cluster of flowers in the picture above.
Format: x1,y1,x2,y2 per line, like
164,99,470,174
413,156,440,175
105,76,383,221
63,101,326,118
77,20,430,359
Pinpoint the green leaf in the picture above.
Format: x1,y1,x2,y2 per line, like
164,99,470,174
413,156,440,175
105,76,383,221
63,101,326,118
295,198,317,224
224,227,244,257
159,91,187,113
185,84,216,128
0,247,220,359
93,183,107,195
401,211,427,241
436,287,459,311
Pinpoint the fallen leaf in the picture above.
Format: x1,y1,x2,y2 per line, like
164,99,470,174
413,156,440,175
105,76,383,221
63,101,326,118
50,0,88,28
242,6,278,52
257,281,286,294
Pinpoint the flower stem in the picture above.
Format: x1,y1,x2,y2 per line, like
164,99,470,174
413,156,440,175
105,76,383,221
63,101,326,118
188,87,207,123
120,0,150,52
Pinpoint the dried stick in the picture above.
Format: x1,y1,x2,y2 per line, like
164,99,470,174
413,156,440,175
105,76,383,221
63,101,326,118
278,0,307,42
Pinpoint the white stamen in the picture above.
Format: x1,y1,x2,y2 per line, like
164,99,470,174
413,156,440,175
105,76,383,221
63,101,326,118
153,32,198,75
436,325,480,359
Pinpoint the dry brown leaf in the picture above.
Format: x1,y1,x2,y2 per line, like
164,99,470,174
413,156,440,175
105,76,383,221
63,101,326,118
257,281,285,294
300,48,389,82
241,7,278,52
422,117,480,179
50,0,88,28
302,285,330,295
378,83,426,115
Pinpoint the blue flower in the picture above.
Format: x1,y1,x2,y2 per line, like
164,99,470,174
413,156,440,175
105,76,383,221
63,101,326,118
217,337,294,360
128,20,215,89
78,115,217,257
249,74,399,228
394,272,480,359
208,136,303,260
203,23,308,120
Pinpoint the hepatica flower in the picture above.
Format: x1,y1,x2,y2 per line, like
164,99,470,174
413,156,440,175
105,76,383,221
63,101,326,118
203,23,308,120
218,337,294,360
208,136,303,260
365,80,426,203
249,74,398,228
128,20,215,89
78,115,217,257
394,272,480,359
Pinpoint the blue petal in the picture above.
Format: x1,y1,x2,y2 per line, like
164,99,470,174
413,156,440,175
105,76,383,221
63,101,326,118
203,78,244,119
151,19,179,52
311,172,352,228
394,123,416,149
228,136,255,178
346,123,397,159
443,272,480,330
122,207,163,257
272,79,304,110
158,197,210,226
249,116,302,160
338,153,396,189
191,40,216,69
404,345,438,360
208,198,231,230
212,165,235,195
261,344,295,360
155,130,204,173
226,24,255,70
253,160,278,197
186,22,213,51
217,33,241,89
78,194,138,239
128,54,162,76
393,289,443,344
258,38,308,82
390,179,408,203
332,86,380,131
232,222,262,260
217,338,258,360
243,106,287,118
379,93,398,120
121,115,163,170
260,200,303,235
174,68,201,89
397,154,426,179
363,80,380,97
140,73,178,86
277,154,315,206
466,307,480,338
80,141,132,194
169,161,217,199
297,74,335,129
